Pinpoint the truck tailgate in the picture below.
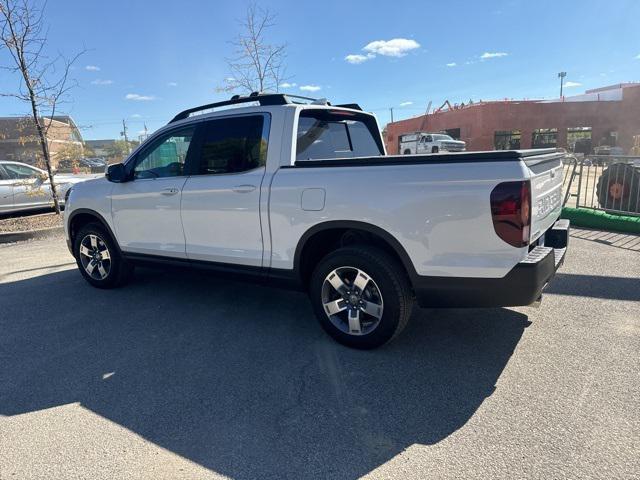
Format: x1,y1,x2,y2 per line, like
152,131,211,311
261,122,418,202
525,152,564,242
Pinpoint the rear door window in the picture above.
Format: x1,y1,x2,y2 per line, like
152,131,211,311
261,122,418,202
195,115,267,175
295,110,383,161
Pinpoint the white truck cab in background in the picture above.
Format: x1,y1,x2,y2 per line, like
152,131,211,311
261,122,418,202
400,132,466,154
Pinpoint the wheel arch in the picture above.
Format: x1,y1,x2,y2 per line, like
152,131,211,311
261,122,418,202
293,220,418,289
67,209,122,255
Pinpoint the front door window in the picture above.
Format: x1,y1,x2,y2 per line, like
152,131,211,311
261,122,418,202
133,127,195,179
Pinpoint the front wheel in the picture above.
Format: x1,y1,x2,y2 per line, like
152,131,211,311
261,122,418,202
431,146,439,153
309,246,413,349
73,223,134,288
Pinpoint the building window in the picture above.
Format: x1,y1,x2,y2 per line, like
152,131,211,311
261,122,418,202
444,128,461,140
567,127,592,154
494,130,521,150
532,128,558,148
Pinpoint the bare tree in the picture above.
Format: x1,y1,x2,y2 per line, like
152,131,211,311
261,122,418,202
0,0,83,214
219,3,288,94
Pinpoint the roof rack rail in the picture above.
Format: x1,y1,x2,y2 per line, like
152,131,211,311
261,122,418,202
169,92,328,123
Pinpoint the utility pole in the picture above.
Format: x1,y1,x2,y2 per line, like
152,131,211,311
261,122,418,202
389,107,394,123
558,71,567,99
121,118,131,154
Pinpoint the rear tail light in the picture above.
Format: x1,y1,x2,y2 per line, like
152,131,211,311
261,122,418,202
490,180,531,247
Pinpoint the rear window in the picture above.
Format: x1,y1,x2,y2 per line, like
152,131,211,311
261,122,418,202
295,110,383,161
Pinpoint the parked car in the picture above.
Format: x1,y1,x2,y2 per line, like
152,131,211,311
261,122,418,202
57,157,107,173
0,160,99,215
64,93,568,349
399,132,466,154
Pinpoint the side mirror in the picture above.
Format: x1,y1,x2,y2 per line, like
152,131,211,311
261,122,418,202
105,163,129,183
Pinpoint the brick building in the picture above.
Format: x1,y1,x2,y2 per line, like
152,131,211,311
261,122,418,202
0,116,84,167
385,83,640,154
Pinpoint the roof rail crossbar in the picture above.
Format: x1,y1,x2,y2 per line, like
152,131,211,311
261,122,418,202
169,92,322,123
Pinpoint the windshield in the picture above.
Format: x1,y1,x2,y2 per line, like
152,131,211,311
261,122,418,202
432,134,454,141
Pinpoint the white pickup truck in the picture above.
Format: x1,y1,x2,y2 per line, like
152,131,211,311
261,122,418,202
64,93,568,349
399,132,466,154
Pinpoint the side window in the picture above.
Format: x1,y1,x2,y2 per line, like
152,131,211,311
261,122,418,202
197,115,267,175
0,166,8,180
425,135,433,143
3,163,40,179
134,127,195,179
295,110,383,161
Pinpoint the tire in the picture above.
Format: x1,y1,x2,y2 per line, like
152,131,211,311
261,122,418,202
73,222,134,289
309,246,413,349
596,163,640,213
431,146,439,153
403,149,411,155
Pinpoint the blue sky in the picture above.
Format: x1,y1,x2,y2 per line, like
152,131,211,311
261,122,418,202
1,0,639,140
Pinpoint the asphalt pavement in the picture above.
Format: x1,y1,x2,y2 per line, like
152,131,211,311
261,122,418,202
0,229,638,479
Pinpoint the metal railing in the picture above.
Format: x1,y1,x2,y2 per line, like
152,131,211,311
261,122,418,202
562,154,640,216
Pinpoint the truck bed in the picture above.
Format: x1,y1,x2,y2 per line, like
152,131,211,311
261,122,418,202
291,149,563,168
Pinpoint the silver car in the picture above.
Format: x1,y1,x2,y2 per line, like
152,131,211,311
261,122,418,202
0,161,99,215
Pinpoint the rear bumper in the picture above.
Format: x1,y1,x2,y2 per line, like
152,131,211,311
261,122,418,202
414,219,569,308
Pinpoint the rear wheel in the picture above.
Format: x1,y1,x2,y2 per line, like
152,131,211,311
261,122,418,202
73,223,134,288
309,246,413,349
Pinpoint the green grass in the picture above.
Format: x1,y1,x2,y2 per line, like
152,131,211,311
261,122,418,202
561,207,640,234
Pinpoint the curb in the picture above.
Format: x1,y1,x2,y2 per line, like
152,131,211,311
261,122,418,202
0,226,64,244
561,207,640,234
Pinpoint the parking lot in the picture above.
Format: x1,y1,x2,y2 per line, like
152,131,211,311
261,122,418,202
0,230,638,480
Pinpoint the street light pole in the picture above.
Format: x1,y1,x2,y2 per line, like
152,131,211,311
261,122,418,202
558,71,567,99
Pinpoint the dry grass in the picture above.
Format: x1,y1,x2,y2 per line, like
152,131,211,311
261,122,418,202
0,212,63,233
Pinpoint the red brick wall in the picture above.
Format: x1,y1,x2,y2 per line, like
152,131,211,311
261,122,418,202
384,85,640,154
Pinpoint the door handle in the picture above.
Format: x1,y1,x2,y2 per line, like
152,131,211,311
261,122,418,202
161,187,180,195
232,184,256,193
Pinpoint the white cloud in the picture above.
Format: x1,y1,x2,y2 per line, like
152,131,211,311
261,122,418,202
446,62,457,67
279,82,297,88
345,53,373,64
85,65,100,71
131,114,142,118
125,93,156,101
564,81,582,88
363,38,420,58
399,101,413,107
345,38,419,64
91,79,113,85
299,85,321,92
167,82,178,87
480,52,508,59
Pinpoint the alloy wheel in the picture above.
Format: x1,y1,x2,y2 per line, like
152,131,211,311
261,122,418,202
321,266,384,336
79,234,112,280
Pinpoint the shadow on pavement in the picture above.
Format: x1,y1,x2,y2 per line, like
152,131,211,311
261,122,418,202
548,273,640,301
0,267,530,479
